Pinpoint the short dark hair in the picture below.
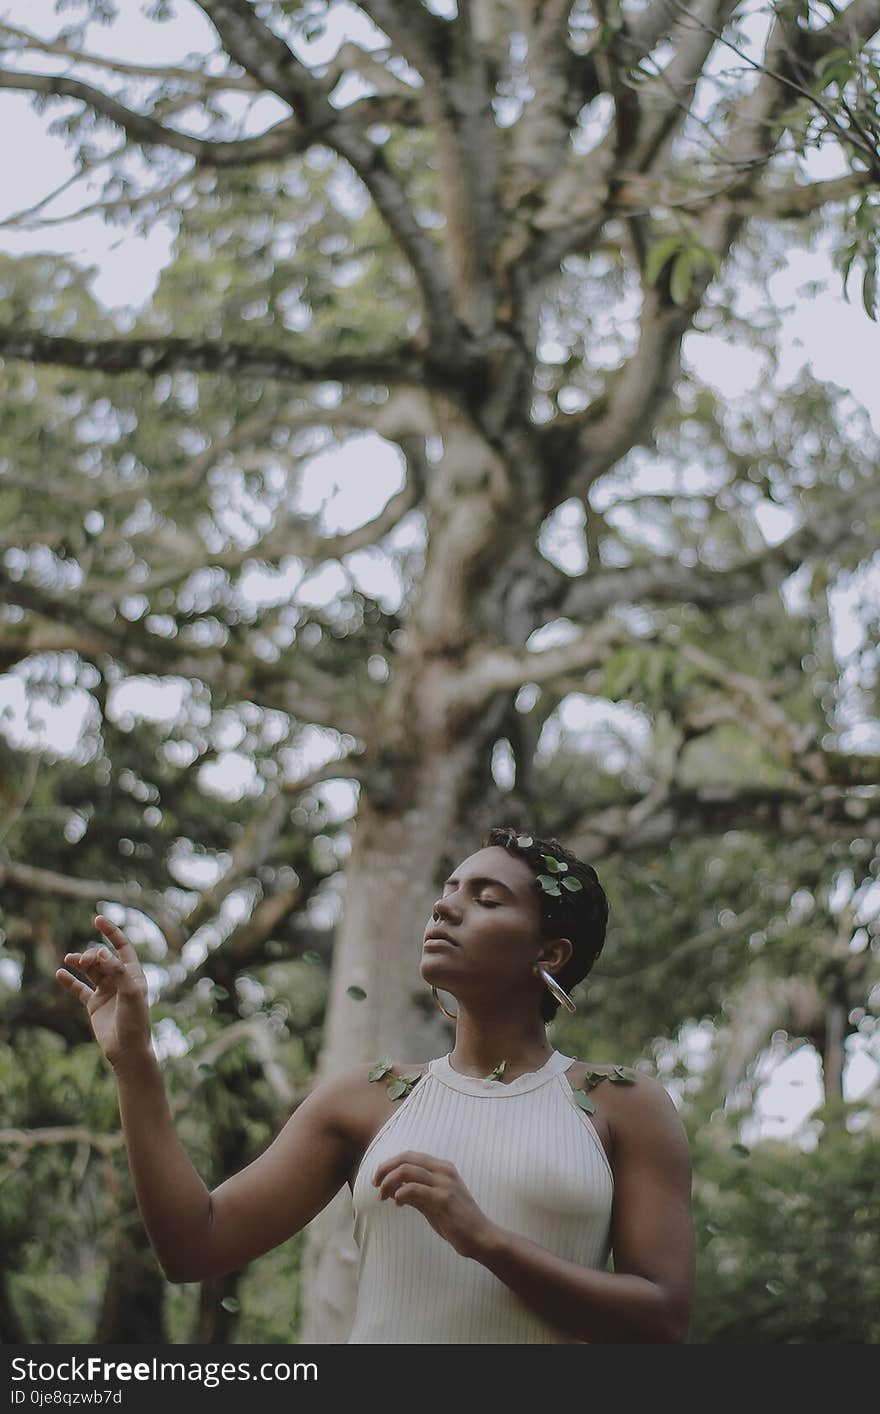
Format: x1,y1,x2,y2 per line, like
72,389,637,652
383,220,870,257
483,826,609,1023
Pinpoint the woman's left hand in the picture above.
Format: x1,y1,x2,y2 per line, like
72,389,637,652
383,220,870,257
372,1151,497,1259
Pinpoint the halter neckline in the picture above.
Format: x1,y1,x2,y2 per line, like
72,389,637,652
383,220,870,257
429,1049,574,1097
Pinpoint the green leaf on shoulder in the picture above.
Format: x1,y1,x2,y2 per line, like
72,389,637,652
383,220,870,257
580,1063,637,1090
582,1066,613,1089
574,1089,597,1114
368,1058,394,1083
386,1071,424,1101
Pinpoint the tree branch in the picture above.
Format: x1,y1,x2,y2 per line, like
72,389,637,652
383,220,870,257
0,327,425,388
558,474,880,620
0,21,259,89
608,167,874,219
0,1126,123,1154
570,782,880,859
0,858,184,950
0,70,303,164
0,563,369,736
452,618,628,710
192,0,458,346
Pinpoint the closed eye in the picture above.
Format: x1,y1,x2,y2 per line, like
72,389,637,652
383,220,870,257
478,900,501,908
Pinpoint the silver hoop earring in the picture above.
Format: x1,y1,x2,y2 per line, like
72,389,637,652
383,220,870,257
538,967,577,1013
432,985,458,1020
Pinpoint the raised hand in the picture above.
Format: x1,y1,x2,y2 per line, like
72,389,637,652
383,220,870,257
56,915,152,1070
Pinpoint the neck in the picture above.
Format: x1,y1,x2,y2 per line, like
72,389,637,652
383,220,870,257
448,1007,553,1079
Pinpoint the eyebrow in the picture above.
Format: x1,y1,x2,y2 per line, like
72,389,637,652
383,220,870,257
443,875,516,897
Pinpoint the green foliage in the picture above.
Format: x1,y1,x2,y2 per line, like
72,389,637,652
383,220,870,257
644,234,722,305
837,195,880,322
688,1120,880,1343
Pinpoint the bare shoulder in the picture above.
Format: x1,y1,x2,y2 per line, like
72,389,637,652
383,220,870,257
316,1060,429,1145
604,1072,692,1171
565,1062,686,1155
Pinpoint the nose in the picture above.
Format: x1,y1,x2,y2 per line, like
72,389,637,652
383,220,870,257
431,894,459,924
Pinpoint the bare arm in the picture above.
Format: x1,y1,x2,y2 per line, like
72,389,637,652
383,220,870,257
470,1077,695,1343
57,917,359,1285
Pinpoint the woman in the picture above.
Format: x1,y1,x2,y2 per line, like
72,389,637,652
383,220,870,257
55,826,695,1344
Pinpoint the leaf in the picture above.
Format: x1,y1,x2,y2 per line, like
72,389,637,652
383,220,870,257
386,1077,408,1100
765,1280,785,1297
197,1063,216,1079
561,876,583,892
486,1060,507,1081
574,1090,597,1114
840,243,858,301
220,1297,240,1314
670,248,694,305
861,254,877,321
346,985,367,1001
541,854,565,872
583,1067,611,1088
537,875,562,895
368,1058,394,1082
731,1142,751,1158
815,46,853,86
611,1066,636,1085
644,235,683,286
516,835,533,848
302,950,322,965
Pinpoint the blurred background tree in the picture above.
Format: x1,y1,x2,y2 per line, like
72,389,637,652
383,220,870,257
0,0,878,1342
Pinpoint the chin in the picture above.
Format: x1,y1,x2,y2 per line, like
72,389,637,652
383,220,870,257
419,955,455,984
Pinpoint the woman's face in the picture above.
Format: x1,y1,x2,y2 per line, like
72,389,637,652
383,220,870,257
420,845,547,998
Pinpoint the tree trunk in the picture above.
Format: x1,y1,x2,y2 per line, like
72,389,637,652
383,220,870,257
821,997,848,1129
300,719,487,1342
193,1271,241,1344
95,1213,166,1344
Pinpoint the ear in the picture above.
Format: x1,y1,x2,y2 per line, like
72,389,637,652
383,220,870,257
537,937,573,973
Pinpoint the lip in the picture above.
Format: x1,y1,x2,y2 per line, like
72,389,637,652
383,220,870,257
423,931,458,947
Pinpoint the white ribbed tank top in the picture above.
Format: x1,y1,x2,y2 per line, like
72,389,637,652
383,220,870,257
347,1049,614,1344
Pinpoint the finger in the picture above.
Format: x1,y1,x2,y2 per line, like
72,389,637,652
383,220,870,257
377,1163,436,1199
70,949,105,974
373,1151,438,1183
391,1182,432,1208
55,966,96,1006
94,915,139,966
71,947,126,985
